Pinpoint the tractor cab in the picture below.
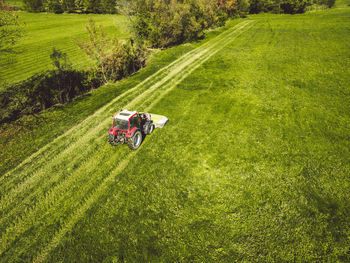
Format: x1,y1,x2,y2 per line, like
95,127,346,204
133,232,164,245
111,110,138,132
108,109,154,150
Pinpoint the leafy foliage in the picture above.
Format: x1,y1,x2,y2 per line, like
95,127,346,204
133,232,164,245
249,0,336,13
0,48,101,123
22,0,119,13
76,19,147,83
23,0,44,12
280,0,311,14
0,5,23,52
45,0,64,13
132,0,250,48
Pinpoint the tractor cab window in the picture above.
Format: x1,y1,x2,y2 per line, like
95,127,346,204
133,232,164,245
113,118,129,130
129,115,140,129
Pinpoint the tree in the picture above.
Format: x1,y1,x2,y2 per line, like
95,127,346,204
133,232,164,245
280,0,311,13
132,0,207,48
100,0,116,13
76,19,146,83
23,0,44,12
61,0,76,12
45,0,64,13
50,47,72,71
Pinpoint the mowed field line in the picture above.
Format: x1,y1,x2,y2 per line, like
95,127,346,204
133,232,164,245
0,20,254,248
0,20,254,226
33,21,256,263
0,20,253,201
33,88,203,263
0,20,250,186
0,20,256,257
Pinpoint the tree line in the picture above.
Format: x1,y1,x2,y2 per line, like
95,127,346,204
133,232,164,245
249,0,335,14
23,0,119,13
22,0,336,15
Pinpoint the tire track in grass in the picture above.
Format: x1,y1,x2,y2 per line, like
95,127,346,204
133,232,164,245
0,24,254,245
0,20,252,199
32,21,256,263
0,46,208,235
0,50,199,203
33,86,203,263
0,142,121,236
1,145,129,256
0,22,255,252
1,28,208,182
2,20,249,180
0,20,255,258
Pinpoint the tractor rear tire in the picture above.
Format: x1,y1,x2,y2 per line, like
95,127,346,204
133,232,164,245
108,134,115,145
128,130,142,150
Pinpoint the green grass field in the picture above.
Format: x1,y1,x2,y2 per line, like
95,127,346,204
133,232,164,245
1,1,350,262
0,12,130,87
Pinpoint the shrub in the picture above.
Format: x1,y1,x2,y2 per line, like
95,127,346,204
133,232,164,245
249,0,280,14
76,19,147,83
0,69,101,124
132,0,251,48
46,0,64,13
0,7,23,52
280,0,311,14
133,0,207,48
0,48,101,124
23,0,44,12
316,0,336,8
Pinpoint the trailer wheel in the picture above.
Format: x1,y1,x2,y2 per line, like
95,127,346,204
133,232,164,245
128,130,142,150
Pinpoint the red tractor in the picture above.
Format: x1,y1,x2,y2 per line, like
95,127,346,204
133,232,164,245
108,109,154,150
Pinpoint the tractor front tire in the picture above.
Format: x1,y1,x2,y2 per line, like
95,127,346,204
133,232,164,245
148,124,154,134
144,122,154,135
128,130,142,150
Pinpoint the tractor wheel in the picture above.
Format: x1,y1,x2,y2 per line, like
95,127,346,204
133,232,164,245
128,130,142,150
144,122,154,135
148,124,154,134
108,134,114,145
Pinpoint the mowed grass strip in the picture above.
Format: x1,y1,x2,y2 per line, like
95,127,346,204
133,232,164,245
0,20,256,260
1,17,250,221
0,12,130,87
0,19,250,192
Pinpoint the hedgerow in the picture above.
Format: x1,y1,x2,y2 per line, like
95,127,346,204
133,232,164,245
0,68,101,124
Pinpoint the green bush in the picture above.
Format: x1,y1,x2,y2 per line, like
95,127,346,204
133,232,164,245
280,0,311,14
76,19,147,83
132,0,252,48
316,0,336,8
46,0,64,13
22,0,118,13
0,69,101,124
23,0,44,12
249,0,277,14
133,0,213,48
248,0,336,14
